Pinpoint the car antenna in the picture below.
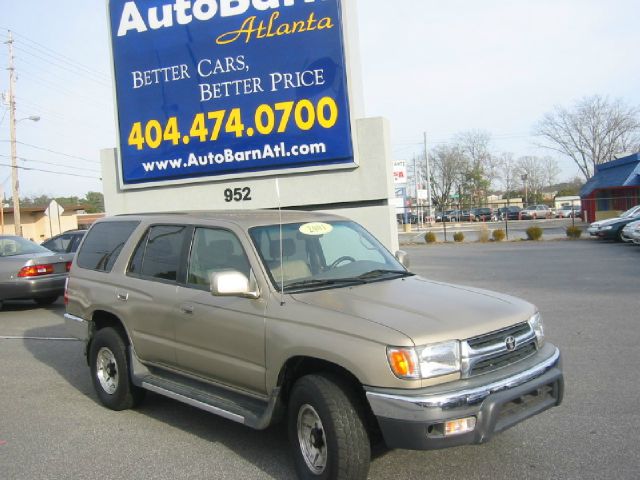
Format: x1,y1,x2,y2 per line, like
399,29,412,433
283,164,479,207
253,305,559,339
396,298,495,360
275,178,285,306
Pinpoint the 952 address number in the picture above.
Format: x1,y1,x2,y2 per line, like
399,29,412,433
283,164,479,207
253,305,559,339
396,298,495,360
224,187,252,202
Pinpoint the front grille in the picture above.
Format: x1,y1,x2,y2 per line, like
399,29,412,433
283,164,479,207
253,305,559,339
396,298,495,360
467,322,531,349
463,322,537,377
471,343,536,375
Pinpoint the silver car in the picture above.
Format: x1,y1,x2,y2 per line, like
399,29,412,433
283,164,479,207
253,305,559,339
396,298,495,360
521,205,552,219
0,235,73,310
623,220,640,244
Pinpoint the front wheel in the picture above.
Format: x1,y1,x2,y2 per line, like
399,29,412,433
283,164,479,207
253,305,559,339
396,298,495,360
89,327,145,410
288,374,371,480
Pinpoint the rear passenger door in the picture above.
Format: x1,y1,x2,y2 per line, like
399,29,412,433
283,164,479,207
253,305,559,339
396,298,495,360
173,227,267,396
124,224,191,369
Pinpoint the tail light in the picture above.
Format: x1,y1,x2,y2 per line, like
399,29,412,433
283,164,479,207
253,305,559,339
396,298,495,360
66,261,72,272
18,264,54,277
64,277,69,305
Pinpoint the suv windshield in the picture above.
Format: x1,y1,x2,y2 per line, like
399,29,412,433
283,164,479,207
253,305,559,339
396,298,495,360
250,221,410,292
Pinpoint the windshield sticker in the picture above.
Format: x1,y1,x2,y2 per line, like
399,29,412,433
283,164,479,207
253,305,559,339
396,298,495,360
299,222,333,236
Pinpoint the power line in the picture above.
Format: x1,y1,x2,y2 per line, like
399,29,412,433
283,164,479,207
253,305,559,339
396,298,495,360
0,159,100,179
14,44,111,88
0,153,101,173
13,96,116,135
9,30,110,83
0,140,100,164
16,68,113,109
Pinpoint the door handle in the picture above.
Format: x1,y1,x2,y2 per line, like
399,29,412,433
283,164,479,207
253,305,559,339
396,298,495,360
181,304,194,314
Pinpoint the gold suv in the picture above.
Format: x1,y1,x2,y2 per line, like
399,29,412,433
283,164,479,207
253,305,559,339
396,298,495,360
65,211,563,480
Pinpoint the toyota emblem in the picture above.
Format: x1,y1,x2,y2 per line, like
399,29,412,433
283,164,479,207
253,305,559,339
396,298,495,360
505,336,517,351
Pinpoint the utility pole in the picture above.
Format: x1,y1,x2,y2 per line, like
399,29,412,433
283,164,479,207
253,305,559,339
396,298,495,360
6,31,21,236
424,132,433,223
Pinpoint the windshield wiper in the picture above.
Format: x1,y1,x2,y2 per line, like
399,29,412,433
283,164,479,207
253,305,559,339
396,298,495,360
356,269,414,280
284,278,366,290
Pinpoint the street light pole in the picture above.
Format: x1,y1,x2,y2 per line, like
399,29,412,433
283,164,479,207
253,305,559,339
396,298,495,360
521,173,529,206
5,31,39,237
424,131,433,223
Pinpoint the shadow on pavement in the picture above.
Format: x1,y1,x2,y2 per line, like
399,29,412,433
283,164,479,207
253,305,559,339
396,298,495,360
23,322,299,480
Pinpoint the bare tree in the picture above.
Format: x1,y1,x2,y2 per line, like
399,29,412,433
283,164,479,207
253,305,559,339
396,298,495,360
541,156,560,188
535,95,640,180
426,144,467,209
496,152,519,195
456,130,497,202
516,156,546,203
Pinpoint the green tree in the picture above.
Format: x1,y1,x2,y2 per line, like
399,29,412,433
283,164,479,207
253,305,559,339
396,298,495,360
83,192,104,213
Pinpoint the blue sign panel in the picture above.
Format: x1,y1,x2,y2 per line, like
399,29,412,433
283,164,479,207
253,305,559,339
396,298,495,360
108,0,354,185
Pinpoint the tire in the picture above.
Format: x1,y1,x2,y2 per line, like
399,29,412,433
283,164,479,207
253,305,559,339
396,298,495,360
89,327,145,410
288,374,371,480
34,296,58,306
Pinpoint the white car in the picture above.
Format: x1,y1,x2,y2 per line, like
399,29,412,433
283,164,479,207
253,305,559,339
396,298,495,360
556,205,581,218
623,220,640,244
587,205,640,236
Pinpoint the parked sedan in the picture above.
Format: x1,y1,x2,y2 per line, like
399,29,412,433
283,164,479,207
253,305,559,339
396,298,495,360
521,204,552,219
594,213,640,241
587,205,640,236
556,205,581,218
621,220,640,243
498,206,523,220
630,222,640,245
41,229,86,254
472,207,495,222
0,235,73,310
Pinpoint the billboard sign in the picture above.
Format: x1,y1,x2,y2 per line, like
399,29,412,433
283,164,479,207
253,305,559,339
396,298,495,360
393,161,407,185
108,0,355,186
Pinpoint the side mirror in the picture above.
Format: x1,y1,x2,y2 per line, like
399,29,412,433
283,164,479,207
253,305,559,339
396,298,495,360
210,271,260,299
395,250,410,269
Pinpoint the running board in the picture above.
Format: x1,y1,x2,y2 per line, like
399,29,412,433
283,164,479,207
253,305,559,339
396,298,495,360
129,349,279,430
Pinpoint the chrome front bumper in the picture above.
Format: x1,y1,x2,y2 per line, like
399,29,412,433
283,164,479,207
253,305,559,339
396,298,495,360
365,344,563,450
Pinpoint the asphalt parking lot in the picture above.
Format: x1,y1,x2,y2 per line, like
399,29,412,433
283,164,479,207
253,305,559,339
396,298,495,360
1,238,639,479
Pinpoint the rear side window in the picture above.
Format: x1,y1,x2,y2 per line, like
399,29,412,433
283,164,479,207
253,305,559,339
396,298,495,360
77,221,139,272
128,225,190,282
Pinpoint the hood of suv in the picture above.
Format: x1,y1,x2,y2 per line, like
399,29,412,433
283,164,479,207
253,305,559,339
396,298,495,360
292,275,535,345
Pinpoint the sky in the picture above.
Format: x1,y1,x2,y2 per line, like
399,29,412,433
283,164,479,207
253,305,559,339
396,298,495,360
1,0,639,199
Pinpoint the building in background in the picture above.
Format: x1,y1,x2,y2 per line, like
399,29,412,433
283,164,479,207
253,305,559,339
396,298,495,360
580,153,640,222
1,204,87,241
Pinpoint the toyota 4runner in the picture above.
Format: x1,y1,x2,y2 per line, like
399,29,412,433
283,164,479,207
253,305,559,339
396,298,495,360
65,211,563,480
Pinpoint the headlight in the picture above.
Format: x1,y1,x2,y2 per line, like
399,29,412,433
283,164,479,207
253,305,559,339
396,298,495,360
387,341,461,380
601,225,613,231
528,312,545,348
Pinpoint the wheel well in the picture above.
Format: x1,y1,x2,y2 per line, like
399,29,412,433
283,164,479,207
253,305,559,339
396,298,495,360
86,311,129,364
276,356,381,442
92,311,130,344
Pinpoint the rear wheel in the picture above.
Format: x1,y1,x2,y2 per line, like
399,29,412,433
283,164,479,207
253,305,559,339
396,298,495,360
288,374,371,480
89,327,145,410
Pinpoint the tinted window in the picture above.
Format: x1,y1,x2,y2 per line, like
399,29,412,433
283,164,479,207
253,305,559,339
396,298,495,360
42,234,71,253
132,225,189,282
43,232,84,253
77,221,139,272
187,228,250,289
